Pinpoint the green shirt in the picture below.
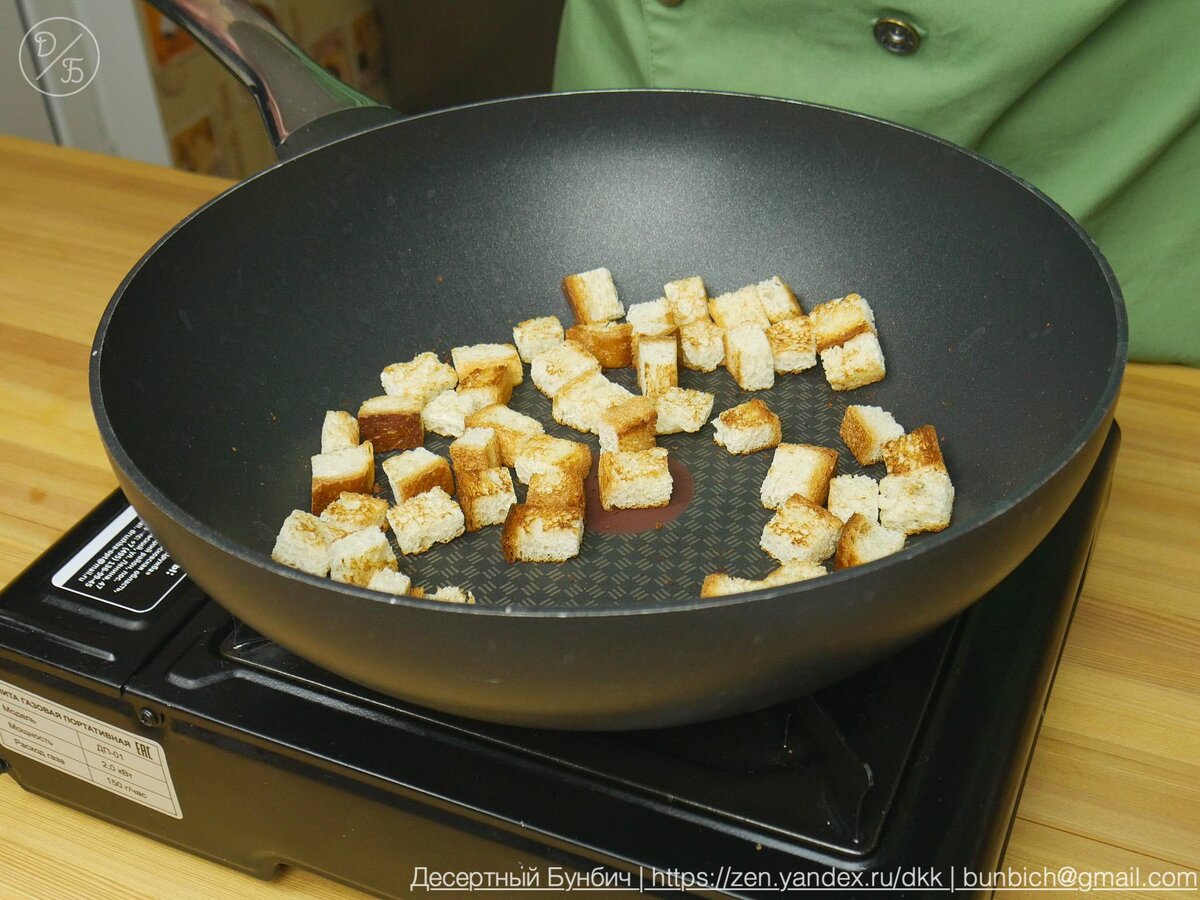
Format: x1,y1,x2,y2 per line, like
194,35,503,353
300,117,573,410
554,0,1199,365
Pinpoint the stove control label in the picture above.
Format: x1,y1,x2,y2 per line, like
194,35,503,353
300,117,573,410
0,678,181,818
50,506,187,613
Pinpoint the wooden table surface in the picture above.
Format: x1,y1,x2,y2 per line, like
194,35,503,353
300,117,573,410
0,134,1196,898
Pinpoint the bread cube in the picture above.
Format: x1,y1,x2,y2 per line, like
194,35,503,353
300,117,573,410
663,276,709,325
835,513,905,569
700,562,826,597
635,334,678,397
464,404,545,465
380,351,458,404
882,425,947,475
552,371,634,434
598,448,673,511
457,466,518,531
766,315,817,374
760,444,839,509
386,487,466,555
329,527,398,587
709,285,770,330
760,495,844,564
724,324,775,391
566,321,633,368
879,470,955,535
762,562,829,585
530,339,601,398
625,298,676,337
655,386,714,435
597,396,657,452
820,332,886,391
513,433,593,484
311,442,375,514
450,342,523,386
358,395,423,452
810,293,876,350
383,447,454,503
827,474,880,524
366,567,413,597
319,492,390,533
272,510,333,576
757,276,803,323
526,468,586,516
502,504,585,563
562,267,624,323
449,427,502,474
513,315,564,363
678,319,725,372
456,364,515,410
429,585,476,604
321,411,359,453
711,398,781,455
421,389,472,438
840,405,904,465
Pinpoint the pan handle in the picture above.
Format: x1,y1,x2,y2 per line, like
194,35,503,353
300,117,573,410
147,0,401,159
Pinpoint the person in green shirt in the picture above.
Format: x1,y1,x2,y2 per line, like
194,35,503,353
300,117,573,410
554,0,1198,365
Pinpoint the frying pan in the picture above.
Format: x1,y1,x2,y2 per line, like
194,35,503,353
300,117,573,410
91,0,1126,729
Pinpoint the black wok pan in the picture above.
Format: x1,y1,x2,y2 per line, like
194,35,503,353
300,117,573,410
91,0,1126,728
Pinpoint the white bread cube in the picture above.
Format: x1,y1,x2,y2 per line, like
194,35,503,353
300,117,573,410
383,447,455,503
827,474,880,524
678,319,725,372
840,405,904,465
272,510,333,576
635,334,678,397
762,562,829,585
386,487,466,555
421,389,472,438
319,492,390,533
626,298,676,337
756,276,803,323
882,425,948,475
760,495,844,564
766,315,817,374
723,324,775,391
321,411,359,453
311,442,375,514
366,567,413,597
463,404,545,465
879,470,955,535
552,371,634,434
513,434,593,483
598,448,673,511
709,285,770,330
562,267,624,323
655,387,714,435
835,513,905,569
450,342,523,386
513,315,564,363
329,526,398,587
597,396,657,452
456,364,515,410
810,293,876,350
820,331,886,391
530,339,601,398
760,444,840,509
526,468,586,516
457,466,518,531
502,504,584,563
700,562,827,597
663,276,709,325
711,398,781,454
358,395,423,452
449,427,502,474
429,585,476,604
380,351,458,404
566,321,633,368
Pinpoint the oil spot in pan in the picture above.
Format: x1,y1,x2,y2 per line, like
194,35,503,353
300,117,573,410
584,457,695,534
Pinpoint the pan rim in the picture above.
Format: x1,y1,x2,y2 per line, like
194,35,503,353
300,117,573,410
90,88,1128,619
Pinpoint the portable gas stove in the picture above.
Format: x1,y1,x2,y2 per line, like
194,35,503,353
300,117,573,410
0,426,1117,898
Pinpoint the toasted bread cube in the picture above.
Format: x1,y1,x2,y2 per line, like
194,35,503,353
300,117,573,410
502,504,584,562
329,526,398,587
380,351,458,404
835,513,905,569
358,395,423,452
552,371,633,434
700,562,826,597
272,510,333,576
757,276,803,323
597,396,657,452
879,470,955,535
513,433,593,483
530,339,601,398
366,567,413,597
566,321,633,369
840,405,905,465
827,474,880,524
319,492,390,534
820,331,886,391
562,267,624,323
450,342,523,386
760,495,844,565
626,298,676,337
598,448,672,511
526,468,586,515
464,404,545,465
311,442,375,514
724,324,775,391
429,585,476,604
458,466,518,531
383,447,454,503
677,319,725,372
810,293,877,350
760,444,839,509
635,334,678,398
655,386,714,435
709,285,770,330
663,276,709,325
762,562,829,585
456,364,515,411
882,425,948,475
421,389,472,438
766,315,817,374
513,315,564,363
321,411,359,453
449,427,502,474
711,398,781,454
386,487,466,555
